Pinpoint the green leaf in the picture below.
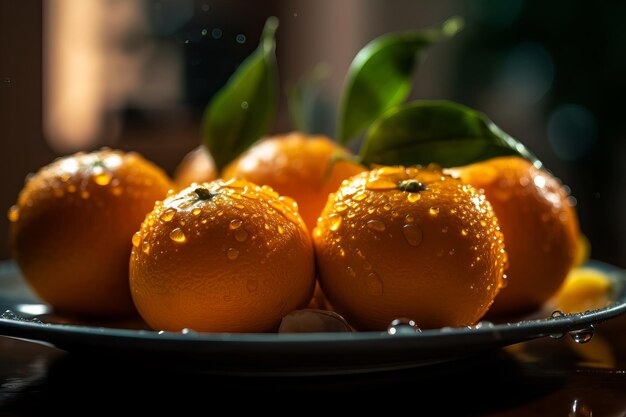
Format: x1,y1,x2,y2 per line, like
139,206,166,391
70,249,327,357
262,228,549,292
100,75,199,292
202,17,279,171
337,16,463,144
288,63,331,134
360,100,541,168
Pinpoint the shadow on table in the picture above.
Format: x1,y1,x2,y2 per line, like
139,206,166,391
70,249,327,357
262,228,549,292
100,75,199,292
0,343,564,415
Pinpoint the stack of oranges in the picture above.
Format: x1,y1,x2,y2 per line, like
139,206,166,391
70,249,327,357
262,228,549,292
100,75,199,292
8,133,583,332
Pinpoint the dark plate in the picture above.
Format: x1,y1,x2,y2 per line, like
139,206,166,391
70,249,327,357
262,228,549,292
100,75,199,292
0,260,624,375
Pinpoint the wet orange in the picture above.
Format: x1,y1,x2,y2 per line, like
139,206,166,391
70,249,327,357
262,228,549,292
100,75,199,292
129,179,316,332
313,166,507,330
173,145,217,190
452,156,580,316
222,132,366,231
9,149,172,315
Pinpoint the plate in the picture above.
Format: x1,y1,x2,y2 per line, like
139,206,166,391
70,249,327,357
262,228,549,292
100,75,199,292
0,260,625,376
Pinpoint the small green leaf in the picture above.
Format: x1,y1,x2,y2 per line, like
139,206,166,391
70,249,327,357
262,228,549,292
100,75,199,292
288,63,331,134
337,16,463,144
202,17,279,171
360,100,541,168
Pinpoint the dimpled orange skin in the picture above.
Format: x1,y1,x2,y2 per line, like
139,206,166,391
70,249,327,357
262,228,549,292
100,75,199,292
129,179,316,332
9,149,173,316
452,157,580,317
313,166,507,330
222,132,366,231
173,145,217,190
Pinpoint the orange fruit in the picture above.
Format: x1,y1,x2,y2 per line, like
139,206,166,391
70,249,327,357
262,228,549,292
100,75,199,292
222,132,366,231
173,145,217,190
451,157,580,316
8,149,173,316
313,166,507,330
129,179,316,332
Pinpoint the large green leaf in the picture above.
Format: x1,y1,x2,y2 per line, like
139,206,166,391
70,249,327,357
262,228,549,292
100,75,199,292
202,17,279,171
360,100,541,168
337,17,463,144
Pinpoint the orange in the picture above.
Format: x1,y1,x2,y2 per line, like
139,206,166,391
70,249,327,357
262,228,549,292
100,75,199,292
129,179,316,332
8,149,173,316
173,145,217,190
313,166,507,330
451,156,579,316
222,132,366,231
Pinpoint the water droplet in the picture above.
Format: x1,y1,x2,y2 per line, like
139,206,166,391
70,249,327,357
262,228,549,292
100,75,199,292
402,224,423,246
93,171,111,186
335,203,348,212
501,274,508,288
353,192,367,201
346,266,356,277
246,279,258,292
328,214,342,231
405,214,415,223
366,219,386,232
365,178,397,190
429,207,440,216
264,223,270,230
235,229,248,242
192,207,201,216
569,325,594,344
365,272,383,295
479,219,487,227
377,166,404,176
142,241,151,254
169,228,186,243
461,229,468,236
7,205,19,222
236,34,246,44
160,208,176,222
474,321,495,329
407,193,421,203
387,318,421,335
338,246,346,257
383,203,392,211
201,28,208,36
181,328,196,335
227,248,239,260
277,225,285,234
229,219,242,230
132,231,141,247
441,226,449,233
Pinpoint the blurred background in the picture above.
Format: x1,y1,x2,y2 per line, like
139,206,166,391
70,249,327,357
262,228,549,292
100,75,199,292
1,0,624,267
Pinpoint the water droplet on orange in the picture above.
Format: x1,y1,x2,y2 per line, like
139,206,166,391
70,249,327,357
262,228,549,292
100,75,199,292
365,178,396,190
383,203,392,211
352,192,367,201
367,219,386,232
229,219,242,230
93,171,111,186
328,214,343,231
227,248,239,260
346,266,356,277
142,241,151,254
335,203,348,212
192,207,201,216
461,229,468,236
169,227,186,243
402,224,423,246
7,205,19,222
132,231,141,247
160,208,176,222
429,207,440,216
277,225,285,234
235,228,248,242
407,193,421,203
